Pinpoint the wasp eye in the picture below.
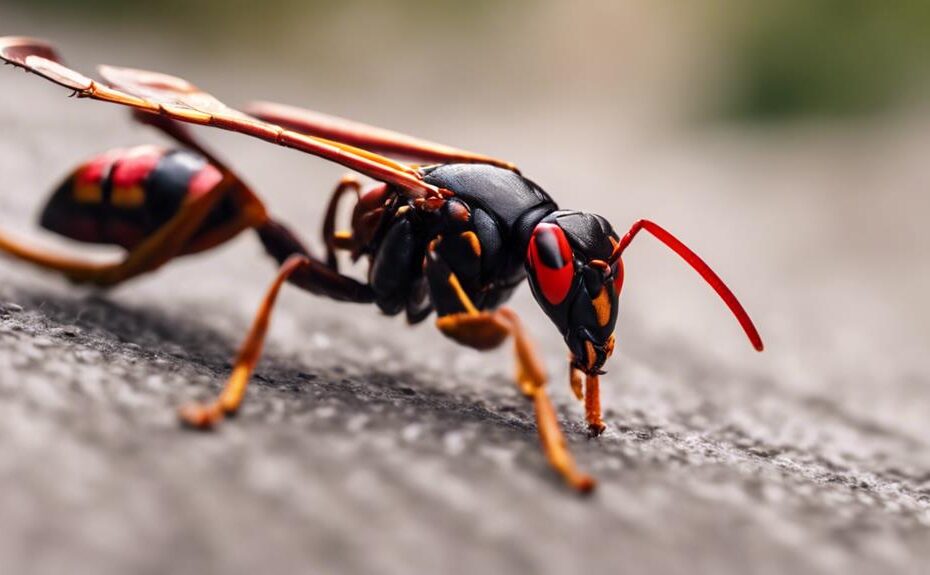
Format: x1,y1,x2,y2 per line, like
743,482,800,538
528,223,575,305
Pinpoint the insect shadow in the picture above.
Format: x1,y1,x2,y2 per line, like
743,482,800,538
3,284,593,477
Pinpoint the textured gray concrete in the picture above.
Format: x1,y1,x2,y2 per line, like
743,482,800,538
2,9,930,575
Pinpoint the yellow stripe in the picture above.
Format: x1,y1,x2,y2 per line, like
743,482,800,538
111,185,146,208
73,183,102,203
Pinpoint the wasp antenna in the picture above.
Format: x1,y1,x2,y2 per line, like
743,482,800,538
616,219,764,351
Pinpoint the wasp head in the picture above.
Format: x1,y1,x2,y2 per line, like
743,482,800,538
525,210,623,375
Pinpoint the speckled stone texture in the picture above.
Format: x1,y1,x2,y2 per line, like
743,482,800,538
1,12,930,575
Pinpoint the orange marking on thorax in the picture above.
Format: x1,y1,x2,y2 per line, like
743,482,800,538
460,231,481,257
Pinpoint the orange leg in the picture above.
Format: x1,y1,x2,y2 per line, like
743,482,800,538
569,365,584,400
569,355,611,436
0,174,249,287
583,374,606,435
178,255,310,429
437,307,596,493
321,175,361,271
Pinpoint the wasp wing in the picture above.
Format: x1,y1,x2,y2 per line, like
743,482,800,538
246,100,517,171
0,36,444,200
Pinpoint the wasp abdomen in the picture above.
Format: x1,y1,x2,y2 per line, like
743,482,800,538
40,146,241,250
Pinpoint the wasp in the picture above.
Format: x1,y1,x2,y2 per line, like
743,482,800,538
0,37,763,492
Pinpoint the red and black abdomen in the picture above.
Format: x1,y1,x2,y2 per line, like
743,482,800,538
40,146,240,250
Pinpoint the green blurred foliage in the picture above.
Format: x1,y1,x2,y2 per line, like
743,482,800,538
721,0,930,121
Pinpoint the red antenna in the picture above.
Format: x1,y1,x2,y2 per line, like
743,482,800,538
610,220,764,351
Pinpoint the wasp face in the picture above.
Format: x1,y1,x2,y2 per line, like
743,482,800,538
525,211,623,375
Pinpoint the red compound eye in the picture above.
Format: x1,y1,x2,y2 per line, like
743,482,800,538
527,223,575,305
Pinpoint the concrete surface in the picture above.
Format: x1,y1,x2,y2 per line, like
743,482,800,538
2,10,930,575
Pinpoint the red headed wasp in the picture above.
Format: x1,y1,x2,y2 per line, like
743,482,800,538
0,37,762,492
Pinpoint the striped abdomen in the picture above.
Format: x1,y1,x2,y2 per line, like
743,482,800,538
40,146,247,250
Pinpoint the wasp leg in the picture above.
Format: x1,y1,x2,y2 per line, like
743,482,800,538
178,254,310,429
321,175,361,271
569,366,584,400
583,373,606,435
0,174,251,287
568,365,607,434
178,247,375,429
425,246,594,491
437,308,595,493
256,218,374,303
532,383,597,493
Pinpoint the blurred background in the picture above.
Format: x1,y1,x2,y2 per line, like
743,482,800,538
3,0,927,429
11,0,930,122
1,1,929,574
